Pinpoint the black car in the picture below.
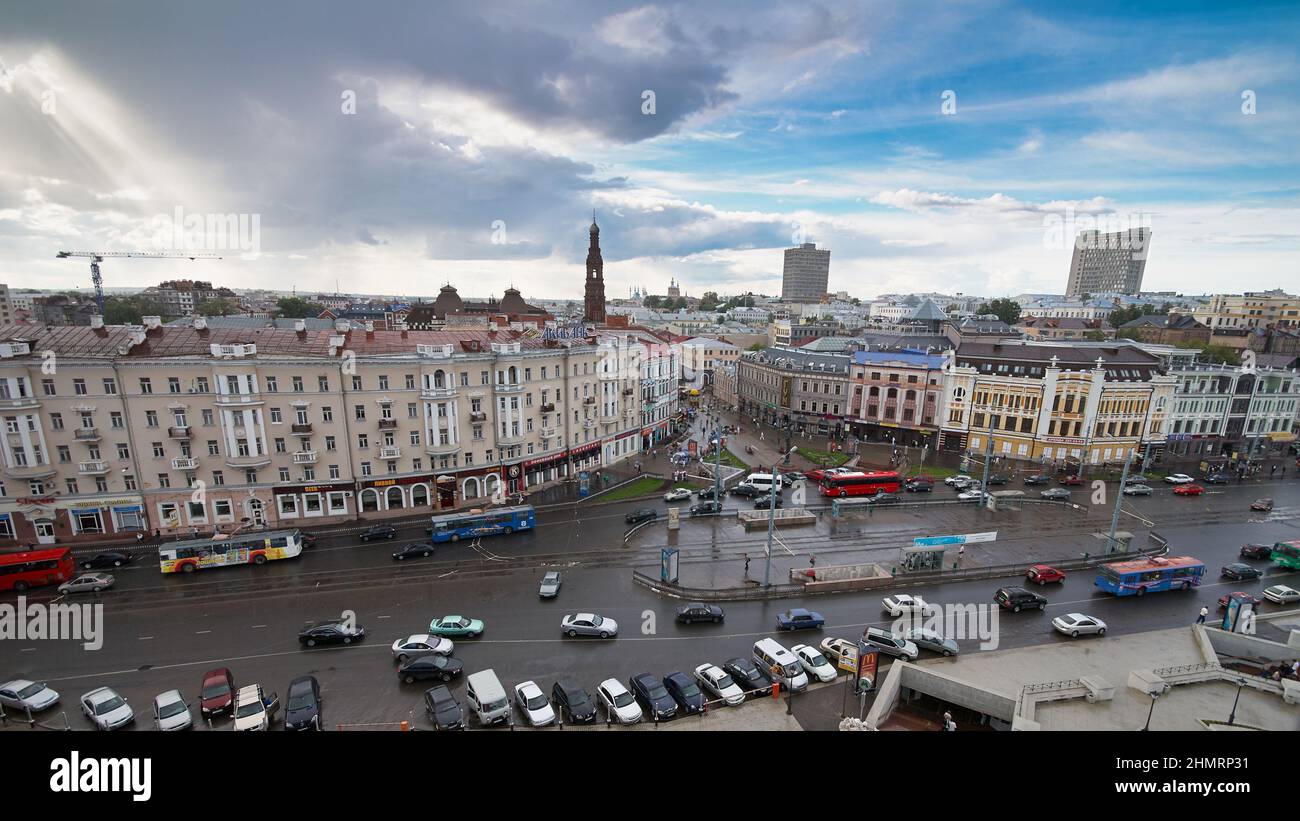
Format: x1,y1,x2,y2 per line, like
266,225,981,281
1022,474,1051,485
1124,473,1150,485
284,675,322,731
1040,488,1071,501
1203,473,1231,484
298,621,366,647
663,671,705,715
985,474,1008,486
1240,543,1274,560
81,551,132,569
904,479,933,492
392,543,434,561
1221,563,1263,581
398,655,464,684
690,501,723,515
423,685,464,730
629,673,677,721
722,657,772,693
675,602,725,624
696,486,723,501
780,473,802,487
360,525,397,542
867,491,899,504
729,483,763,498
550,680,597,724
752,494,783,509
994,586,1048,613
625,509,657,525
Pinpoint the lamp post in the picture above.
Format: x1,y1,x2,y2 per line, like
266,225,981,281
1140,691,1160,731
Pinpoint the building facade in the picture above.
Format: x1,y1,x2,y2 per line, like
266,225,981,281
781,243,830,303
1192,291,1300,331
848,350,947,449
1065,228,1151,297
1164,365,1299,467
736,347,850,435
583,219,607,323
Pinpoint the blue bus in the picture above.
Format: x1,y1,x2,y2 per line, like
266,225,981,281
1094,555,1205,596
430,505,536,543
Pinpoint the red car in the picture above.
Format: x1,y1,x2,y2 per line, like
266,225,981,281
1058,474,1084,486
1218,592,1262,609
1173,484,1204,496
1026,564,1066,585
200,667,235,717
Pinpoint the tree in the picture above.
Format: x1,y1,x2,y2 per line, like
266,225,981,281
642,295,661,309
1084,330,1108,341
747,342,765,351
945,303,959,313
699,291,720,312
197,297,240,316
976,298,1021,325
103,295,165,325
275,297,324,319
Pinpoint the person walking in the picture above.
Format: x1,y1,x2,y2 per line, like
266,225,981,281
743,553,750,577
1196,606,1208,624
958,544,965,561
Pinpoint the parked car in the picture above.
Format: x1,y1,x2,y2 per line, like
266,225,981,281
625,509,657,525
514,680,556,727
1262,585,1300,605
780,473,803,487
776,608,825,631
693,663,746,706
1051,613,1107,638
597,678,643,724
1218,592,1262,610
1251,498,1274,512
1040,488,1071,501
199,668,235,717
791,644,838,683
428,615,484,637
722,656,773,694
424,684,465,730
152,689,193,731
538,571,562,598
994,586,1048,613
904,477,934,492
359,525,397,541
561,613,618,638
676,602,725,624
663,487,693,502
1058,474,1084,486
1220,563,1262,581
284,675,322,731
1026,564,1066,585
550,680,597,724
81,552,132,569
0,679,59,712
690,501,723,515
391,634,453,662
1163,473,1195,484
861,626,919,660
392,543,434,561
1124,473,1150,485
398,655,464,684
1022,474,1050,485
629,673,677,721
1122,484,1153,496
231,684,278,731
58,572,114,595
752,493,784,509
902,627,960,657
1240,543,1274,559
299,619,365,647
1204,473,1232,484
81,686,134,731
729,483,763,498
881,594,932,617
1173,484,1205,496
664,671,706,715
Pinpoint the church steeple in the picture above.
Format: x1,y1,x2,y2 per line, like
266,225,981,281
584,214,606,323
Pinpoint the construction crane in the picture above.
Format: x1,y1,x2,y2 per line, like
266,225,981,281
56,250,223,315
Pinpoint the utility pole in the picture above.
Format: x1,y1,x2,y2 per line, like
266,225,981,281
713,422,723,503
763,460,778,588
1106,449,1134,554
979,431,994,503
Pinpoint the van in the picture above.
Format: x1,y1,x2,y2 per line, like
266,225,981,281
740,473,777,493
752,637,809,692
465,669,510,726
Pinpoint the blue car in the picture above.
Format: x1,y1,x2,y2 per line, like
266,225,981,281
776,608,825,631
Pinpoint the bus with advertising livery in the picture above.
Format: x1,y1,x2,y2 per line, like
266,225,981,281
430,505,536,543
0,547,76,592
819,470,902,498
158,529,306,574
1094,555,1206,596
1271,540,1300,570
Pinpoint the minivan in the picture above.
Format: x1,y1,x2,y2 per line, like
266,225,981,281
740,473,777,493
752,637,809,692
465,669,511,726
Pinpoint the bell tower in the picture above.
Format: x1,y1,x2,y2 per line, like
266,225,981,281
583,214,606,323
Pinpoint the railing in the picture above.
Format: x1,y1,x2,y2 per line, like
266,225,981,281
378,419,398,429
540,403,555,413
470,412,487,422
379,446,402,459
167,425,191,439
291,423,313,434
78,460,109,473
292,451,318,464
74,428,100,440
421,386,458,400
170,457,199,470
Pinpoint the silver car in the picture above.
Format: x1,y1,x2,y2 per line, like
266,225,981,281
561,613,618,638
539,571,562,598
152,689,193,731
58,572,114,594
81,686,134,730
902,628,960,657
0,679,60,712
1052,613,1107,637
1122,484,1153,496
390,634,454,662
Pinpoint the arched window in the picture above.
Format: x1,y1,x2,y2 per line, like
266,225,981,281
385,486,405,509
433,370,446,389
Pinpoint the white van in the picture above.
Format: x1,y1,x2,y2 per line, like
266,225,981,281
465,669,511,726
753,637,809,692
740,473,777,492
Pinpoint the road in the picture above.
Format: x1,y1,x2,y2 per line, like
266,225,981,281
4,476,1298,730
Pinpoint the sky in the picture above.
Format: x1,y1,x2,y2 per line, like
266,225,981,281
1,0,1297,303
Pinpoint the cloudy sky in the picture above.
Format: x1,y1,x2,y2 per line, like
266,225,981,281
1,0,1297,303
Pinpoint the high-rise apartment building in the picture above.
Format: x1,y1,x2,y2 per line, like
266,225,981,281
781,243,830,303
1065,228,1151,297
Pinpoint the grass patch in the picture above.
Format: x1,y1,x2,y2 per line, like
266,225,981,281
702,448,749,469
594,476,665,502
796,448,850,468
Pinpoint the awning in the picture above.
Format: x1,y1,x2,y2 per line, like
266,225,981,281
112,505,142,514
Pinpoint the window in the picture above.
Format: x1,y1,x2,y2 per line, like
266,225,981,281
207,440,220,456
378,375,389,390
358,434,369,449
152,443,165,459
352,376,362,391
354,405,365,421
318,376,329,392
168,377,181,393
196,377,209,393
50,413,64,430
270,407,282,424
145,410,158,427
329,465,340,479
201,409,214,426
73,379,87,395
279,468,290,482
325,435,336,451
110,412,124,429
360,461,372,477
322,406,333,422
292,376,304,392
158,473,171,488
212,471,224,486
139,378,153,394
123,475,137,491
405,374,415,389
274,438,286,453
117,444,130,460
41,379,55,396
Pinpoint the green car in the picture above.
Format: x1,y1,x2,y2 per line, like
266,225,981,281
428,615,484,638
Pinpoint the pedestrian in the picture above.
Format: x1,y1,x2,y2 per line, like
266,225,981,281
153,528,161,542
809,554,816,568
958,544,965,560
1196,606,1208,625
942,711,956,731
760,431,765,441
135,532,144,543
1271,464,1277,477
743,553,750,576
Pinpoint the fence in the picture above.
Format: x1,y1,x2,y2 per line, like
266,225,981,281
0,703,71,730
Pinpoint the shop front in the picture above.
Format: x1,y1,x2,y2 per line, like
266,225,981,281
523,451,570,488
356,475,440,515
0,494,147,548
274,481,356,523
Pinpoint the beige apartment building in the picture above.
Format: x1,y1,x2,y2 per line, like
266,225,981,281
1193,291,1300,331
0,316,661,547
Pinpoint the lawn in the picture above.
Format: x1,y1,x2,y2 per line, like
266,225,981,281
592,476,668,502
702,448,749,469
796,448,850,468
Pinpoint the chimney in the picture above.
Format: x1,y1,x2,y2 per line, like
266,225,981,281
294,318,306,333
364,320,374,340
334,319,350,333
89,315,104,330
142,315,162,330
400,329,408,339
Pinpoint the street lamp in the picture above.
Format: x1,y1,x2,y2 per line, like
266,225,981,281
1228,677,1246,726
1139,691,1161,731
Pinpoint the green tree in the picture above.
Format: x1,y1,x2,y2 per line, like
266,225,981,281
699,291,720,311
747,342,765,351
103,295,165,325
1084,330,1108,341
976,298,1022,325
197,297,240,316
275,296,324,319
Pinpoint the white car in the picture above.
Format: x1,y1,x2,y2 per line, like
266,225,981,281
1163,473,1195,484
1263,584,1300,605
597,678,642,724
561,613,618,638
882,593,933,617
0,679,60,712
390,634,454,662
58,572,114,595
231,684,278,731
663,487,692,502
820,637,858,667
791,644,838,683
80,687,134,730
1052,613,1107,638
693,663,746,706
944,474,973,486
152,689,193,731
957,489,984,502
514,680,556,727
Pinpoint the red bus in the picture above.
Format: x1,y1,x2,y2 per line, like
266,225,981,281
0,547,76,593
819,470,902,497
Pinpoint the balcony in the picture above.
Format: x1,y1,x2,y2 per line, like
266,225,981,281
291,423,313,434
540,403,555,413
214,392,264,407
225,452,272,469
493,382,523,393
425,441,462,456
378,419,398,430
170,456,199,471
469,411,487,423
0,396,41,410
583,396,596,405
379,445,402,459
74,427,102,442
622,388,634,396
292,450,319,464
168,425,191,439
540,427,557,438
3,462,57,480
421,385,458,400
583,419,596,429
78,460,110,474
